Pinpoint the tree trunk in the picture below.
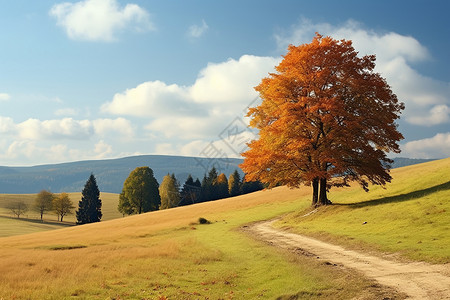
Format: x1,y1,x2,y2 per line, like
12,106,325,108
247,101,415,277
319,178,332,205
312,178,319,206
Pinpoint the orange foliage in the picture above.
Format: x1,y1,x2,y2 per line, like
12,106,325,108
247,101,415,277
241,34,404,205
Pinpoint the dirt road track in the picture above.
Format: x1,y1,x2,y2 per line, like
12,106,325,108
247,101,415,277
247,220,450,299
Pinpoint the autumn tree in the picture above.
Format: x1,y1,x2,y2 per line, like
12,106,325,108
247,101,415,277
118,166,160,215
241,34,404,206
34,190,54,221
159,174,180,209
53,192,75,222
216,173,229,199
228,170,241,197
76,174,102,225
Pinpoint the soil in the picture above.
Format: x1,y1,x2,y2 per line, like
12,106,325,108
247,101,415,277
245,220,450,300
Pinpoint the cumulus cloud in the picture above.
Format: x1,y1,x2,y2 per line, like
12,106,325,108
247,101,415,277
92,117,135,138
102,55,278,140
408,105,450,126
0,93,11,101
401,133,450,159
187,19,208,38
274,18,450,127
0,116,134,141
17,118,93,140
49,0,154,41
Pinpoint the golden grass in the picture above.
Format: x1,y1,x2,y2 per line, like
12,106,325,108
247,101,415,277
2,159,446,298
0,186,394,299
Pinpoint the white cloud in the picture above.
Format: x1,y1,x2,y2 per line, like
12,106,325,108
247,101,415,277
0,93,11,101
94,140,113,158
187,19,208,38
49,0,154,41
92,117,134,138
17,118,93,140
0,117,134,141
0,117,15,133
401,133,450,159
408,105,450,126
102,55,278,140
274,18,450,127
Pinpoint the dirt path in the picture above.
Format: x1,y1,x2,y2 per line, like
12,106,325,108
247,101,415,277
247,220,450,299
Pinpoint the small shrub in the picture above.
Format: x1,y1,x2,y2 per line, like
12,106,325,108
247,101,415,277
198,217,211,224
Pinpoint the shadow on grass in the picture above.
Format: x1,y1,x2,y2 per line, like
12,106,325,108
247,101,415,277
0,214,74,227
337,181,450,208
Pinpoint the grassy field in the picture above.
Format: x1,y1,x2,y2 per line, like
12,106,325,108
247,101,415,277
0,192,121,237
276,157,450,263
0,159,447,298
0,186,398,299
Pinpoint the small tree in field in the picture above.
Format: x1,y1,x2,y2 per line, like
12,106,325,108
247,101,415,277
76,174,102,225
7,201,28,218
159,174,180,209
241,34,404,206
53,192,74,222
34,190,54,221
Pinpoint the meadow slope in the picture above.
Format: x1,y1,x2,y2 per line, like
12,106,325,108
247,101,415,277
277,157,450,263
0,186,400,299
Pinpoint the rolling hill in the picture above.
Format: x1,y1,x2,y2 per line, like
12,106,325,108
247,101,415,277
0,155,434,194
0,158,448,299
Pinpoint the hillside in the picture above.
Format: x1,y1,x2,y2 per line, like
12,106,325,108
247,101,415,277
0,158,447,299
0,155,243,194
0,155,433,194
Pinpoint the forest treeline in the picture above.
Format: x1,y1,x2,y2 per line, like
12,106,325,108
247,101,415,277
118,166,263,216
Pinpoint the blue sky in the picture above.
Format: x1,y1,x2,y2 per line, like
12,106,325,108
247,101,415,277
0,0,449,166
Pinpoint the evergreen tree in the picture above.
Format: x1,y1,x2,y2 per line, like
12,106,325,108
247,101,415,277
228,170,241,197
76,173,102,225
241,178,264,195
171,173,180,193
216,173,229,199
118,166,160,215
202,167,219,201
180,174,201,206
159,174,180,209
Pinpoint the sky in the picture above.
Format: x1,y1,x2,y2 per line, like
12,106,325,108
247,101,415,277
0,0,449,166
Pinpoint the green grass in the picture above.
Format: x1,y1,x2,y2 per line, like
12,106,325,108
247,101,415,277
276,157,450,263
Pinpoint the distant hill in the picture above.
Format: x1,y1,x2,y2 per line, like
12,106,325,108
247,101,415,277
0,155,243,194
0,155,435,194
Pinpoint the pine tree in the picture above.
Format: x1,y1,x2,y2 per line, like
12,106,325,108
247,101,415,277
76,173,102,224
159,174,180,209
180,174,201,206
